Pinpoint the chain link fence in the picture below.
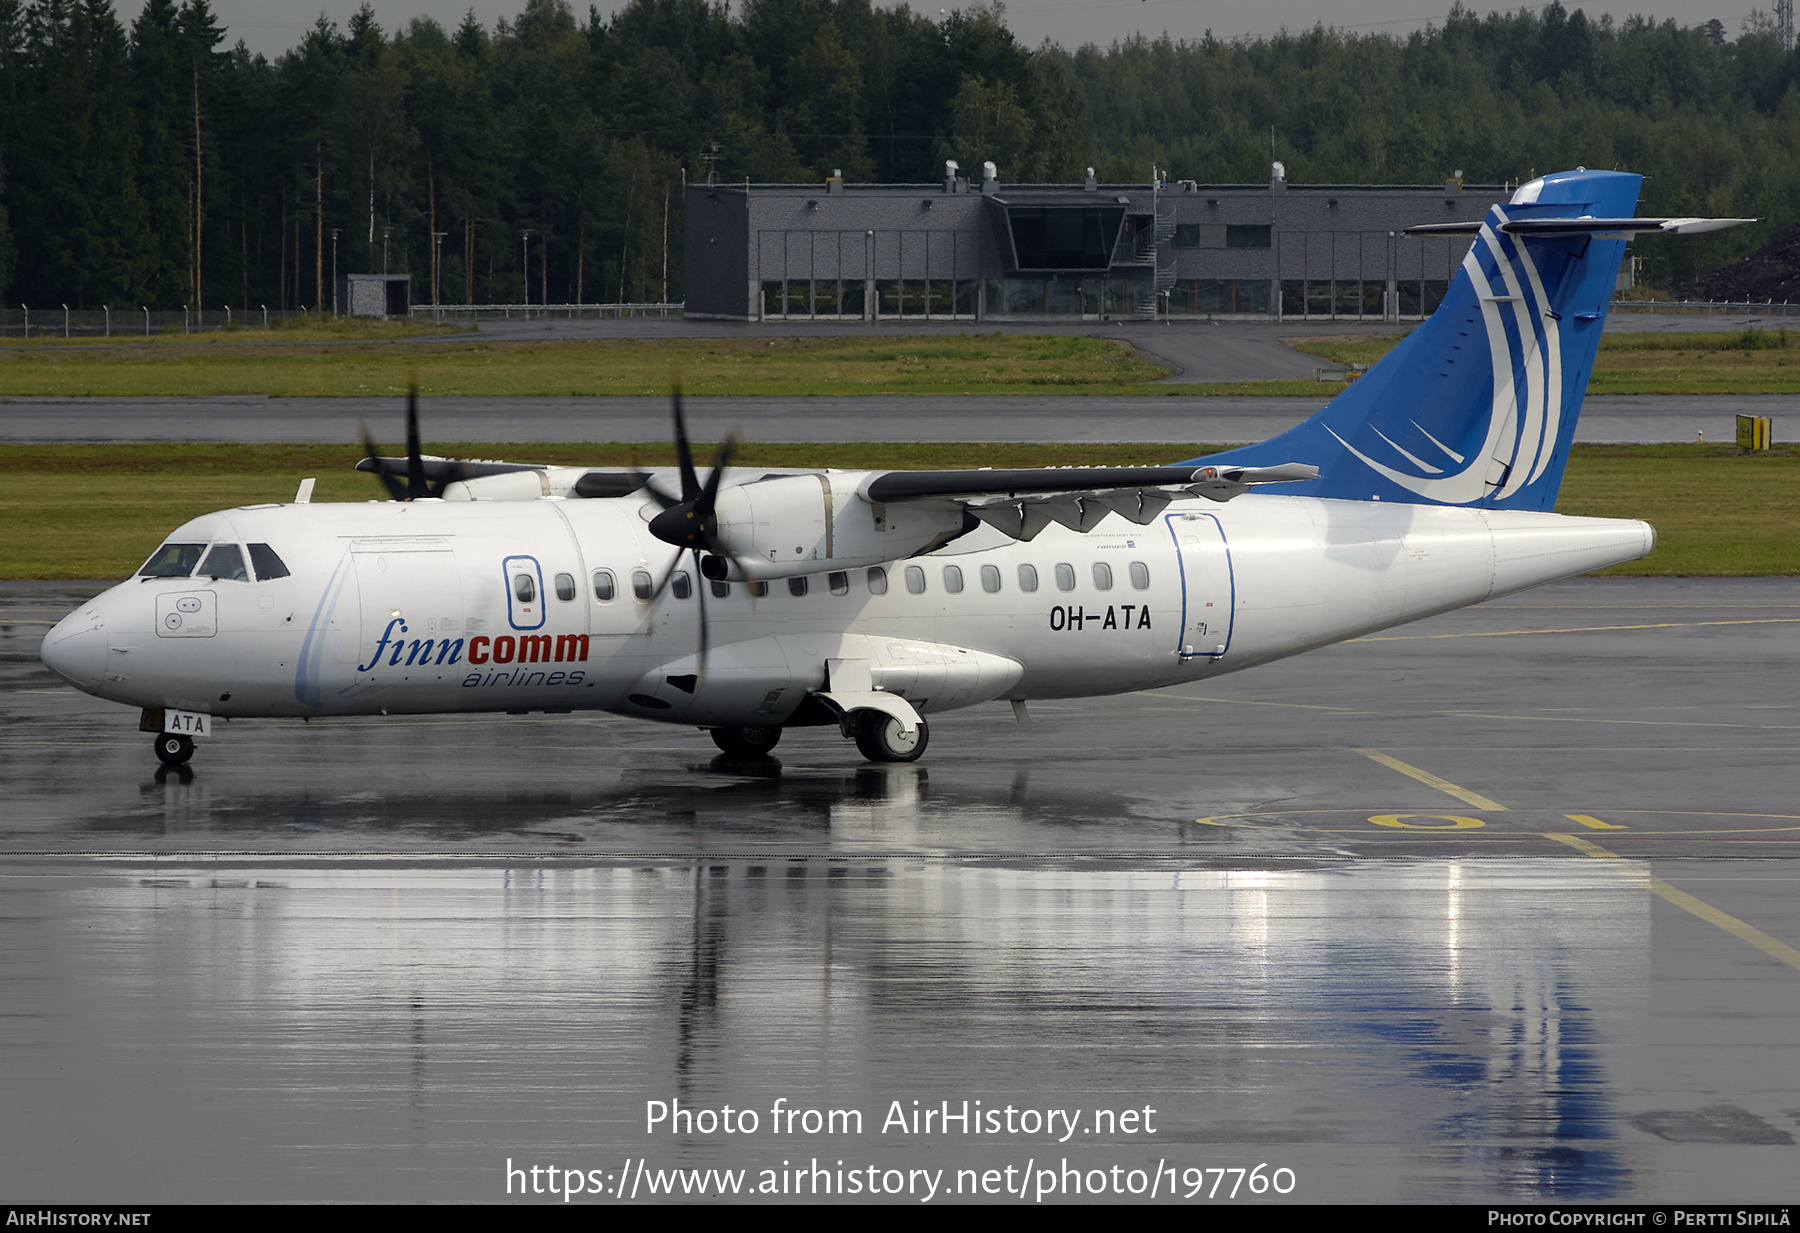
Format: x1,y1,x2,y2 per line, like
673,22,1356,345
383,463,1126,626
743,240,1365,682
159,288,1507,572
0,306,321,338
420,303,682,320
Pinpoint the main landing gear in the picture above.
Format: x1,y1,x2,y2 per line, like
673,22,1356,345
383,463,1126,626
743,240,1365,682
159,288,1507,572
709,725,783,756
153,732,195,766
853,712,929,763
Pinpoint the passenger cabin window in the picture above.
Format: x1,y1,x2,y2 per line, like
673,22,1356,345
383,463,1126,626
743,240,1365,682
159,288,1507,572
247,544,290,581
981,564,1001,593
199,543,248,581
632,570,653,601
788,576,808,597
673,572,692,600
905,565,926,594
751,580,769,598
710,579,730,599
1017,564,1038,593
942,565,964,594
513,572,537,603
139,543,205,577
1093,562,1113,591
867,567,888,595
593,569,617,602
1130,561,1150,590
1054,563,1076,592
554,572,576,601
829,571,849,596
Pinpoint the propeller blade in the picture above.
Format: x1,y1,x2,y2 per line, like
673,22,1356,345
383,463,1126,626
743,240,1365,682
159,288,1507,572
693,548,710,686
635,549,684,613
671,388,701,503
360,420,408,502
406,383,427,501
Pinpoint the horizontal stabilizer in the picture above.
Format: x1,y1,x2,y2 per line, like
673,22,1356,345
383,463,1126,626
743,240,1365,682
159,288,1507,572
1405,216,1755,238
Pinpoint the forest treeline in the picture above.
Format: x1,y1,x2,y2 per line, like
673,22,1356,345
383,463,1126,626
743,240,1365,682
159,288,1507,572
2,0,1797,310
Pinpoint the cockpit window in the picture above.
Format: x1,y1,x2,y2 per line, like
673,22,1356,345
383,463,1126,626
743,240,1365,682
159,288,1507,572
248,543,290,581
198,543,249,581
138,543,205,577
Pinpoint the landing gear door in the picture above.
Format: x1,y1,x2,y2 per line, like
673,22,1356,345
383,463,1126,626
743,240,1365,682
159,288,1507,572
1165,511,1234,662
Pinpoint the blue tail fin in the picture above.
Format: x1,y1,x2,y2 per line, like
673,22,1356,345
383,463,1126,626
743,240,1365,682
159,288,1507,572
1189,168,1643,511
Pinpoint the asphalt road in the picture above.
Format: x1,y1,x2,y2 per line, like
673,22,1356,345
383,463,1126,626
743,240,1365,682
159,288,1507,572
5,577,1799,1203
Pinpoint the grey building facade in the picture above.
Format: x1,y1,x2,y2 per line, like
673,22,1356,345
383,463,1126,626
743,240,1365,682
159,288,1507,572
684,163,1510,323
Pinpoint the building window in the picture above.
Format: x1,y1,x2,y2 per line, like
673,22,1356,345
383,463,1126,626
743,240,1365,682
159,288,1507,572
762,281,783,317
1225,224,1271,248
1173,223,1200,249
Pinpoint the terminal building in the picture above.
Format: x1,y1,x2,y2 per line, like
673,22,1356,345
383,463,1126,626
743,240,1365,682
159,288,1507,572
683,162,1510,323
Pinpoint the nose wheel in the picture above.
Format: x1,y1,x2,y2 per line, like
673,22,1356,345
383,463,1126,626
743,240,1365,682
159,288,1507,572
153,732,195,766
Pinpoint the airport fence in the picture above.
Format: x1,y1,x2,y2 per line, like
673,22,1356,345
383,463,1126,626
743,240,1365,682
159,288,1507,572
1613,299,1800,318
1,305,320,338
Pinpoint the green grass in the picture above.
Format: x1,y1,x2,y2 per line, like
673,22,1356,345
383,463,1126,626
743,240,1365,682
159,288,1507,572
0,334,1168,397
2,441,1793,580
1289,327,1800,395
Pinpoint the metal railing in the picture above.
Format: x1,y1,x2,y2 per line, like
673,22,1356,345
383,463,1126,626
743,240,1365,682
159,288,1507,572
420,303,683,320
1613,299,1800,317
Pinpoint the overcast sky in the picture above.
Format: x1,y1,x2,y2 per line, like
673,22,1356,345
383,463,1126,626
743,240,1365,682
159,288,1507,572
142,1,1771,60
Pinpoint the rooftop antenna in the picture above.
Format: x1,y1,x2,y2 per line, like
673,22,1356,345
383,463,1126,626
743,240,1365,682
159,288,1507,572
701,142,724,187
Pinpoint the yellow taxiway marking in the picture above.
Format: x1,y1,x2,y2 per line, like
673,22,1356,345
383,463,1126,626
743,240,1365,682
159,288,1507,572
1566,813,1629,830
1545,832,1800,973
1353,748,1506,810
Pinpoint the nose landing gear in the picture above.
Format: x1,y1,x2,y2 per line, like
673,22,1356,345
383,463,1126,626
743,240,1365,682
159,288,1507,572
154,732,195,766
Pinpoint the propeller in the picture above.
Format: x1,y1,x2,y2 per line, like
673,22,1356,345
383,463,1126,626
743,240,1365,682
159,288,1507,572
632,389,756,681
359,383,465,500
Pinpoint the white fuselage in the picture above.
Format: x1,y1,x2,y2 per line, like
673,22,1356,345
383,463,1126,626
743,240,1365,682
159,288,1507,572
41,491,1654,730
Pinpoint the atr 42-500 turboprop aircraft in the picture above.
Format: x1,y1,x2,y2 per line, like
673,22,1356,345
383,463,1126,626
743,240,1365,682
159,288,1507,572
41,169,1749,766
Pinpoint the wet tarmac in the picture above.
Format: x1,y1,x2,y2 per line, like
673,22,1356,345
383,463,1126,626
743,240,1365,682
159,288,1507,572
0,391,1776,447
4,578,1800,1203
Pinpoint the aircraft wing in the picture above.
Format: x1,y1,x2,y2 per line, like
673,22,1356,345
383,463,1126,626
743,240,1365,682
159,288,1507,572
860,462,1319,540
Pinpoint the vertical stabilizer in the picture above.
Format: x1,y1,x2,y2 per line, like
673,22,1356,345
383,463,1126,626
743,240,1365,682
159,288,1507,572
1191,168,1643,511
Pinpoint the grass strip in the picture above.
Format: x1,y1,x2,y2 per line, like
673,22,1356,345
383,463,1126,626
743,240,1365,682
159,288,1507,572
0,335,1167,398
1291,327,1800,395
1,442,1791,580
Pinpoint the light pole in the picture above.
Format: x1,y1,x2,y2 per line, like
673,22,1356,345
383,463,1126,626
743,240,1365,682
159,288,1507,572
520,228,532,314
330,228,340,316
432,231,447,320
382,225,393,275
143,306,149,337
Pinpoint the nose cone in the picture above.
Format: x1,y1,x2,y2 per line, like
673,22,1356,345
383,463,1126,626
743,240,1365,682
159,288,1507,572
41,604,107,693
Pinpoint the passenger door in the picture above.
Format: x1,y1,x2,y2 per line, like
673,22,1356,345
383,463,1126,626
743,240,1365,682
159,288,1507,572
1164,511,1234,661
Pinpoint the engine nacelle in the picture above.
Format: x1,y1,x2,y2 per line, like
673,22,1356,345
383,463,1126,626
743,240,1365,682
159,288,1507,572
706,472,967,579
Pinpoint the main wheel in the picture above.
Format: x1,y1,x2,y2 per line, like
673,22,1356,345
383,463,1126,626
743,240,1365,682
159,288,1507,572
709,725,782,756
853,712,928,762
153,732,195,766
